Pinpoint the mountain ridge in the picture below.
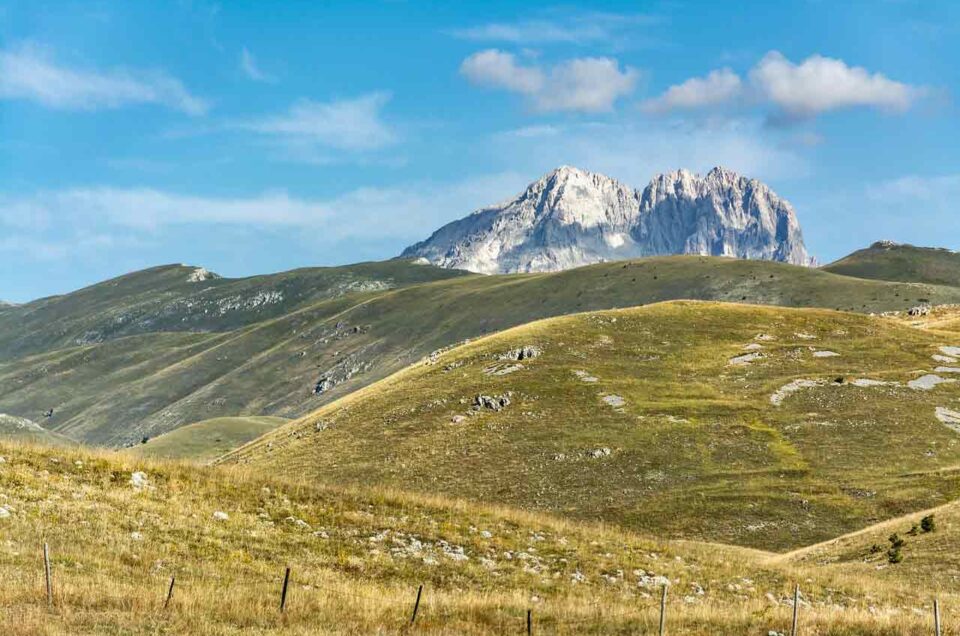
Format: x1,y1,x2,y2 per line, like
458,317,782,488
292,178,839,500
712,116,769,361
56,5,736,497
403,165,812,273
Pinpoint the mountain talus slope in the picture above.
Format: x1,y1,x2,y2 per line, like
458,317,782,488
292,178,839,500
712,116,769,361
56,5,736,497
823,240,960,288
229,301,960,551
403,166,811,273
3,256,960,447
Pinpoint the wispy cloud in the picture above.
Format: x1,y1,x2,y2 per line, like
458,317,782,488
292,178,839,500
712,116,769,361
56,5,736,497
241,92,398,152
448,11,658,46
641,51,924,122
0,172,530,260
460,50,638,113
0,43,209,115
239,47,274,83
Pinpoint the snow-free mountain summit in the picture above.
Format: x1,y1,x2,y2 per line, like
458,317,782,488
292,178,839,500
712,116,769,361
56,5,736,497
402,166,812,273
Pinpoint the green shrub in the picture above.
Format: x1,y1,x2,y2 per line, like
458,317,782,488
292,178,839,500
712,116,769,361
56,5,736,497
921,515,936,533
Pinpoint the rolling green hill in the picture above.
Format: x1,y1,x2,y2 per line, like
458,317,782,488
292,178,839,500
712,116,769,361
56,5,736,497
229,301,960,552
823,241,960,288
132,415,288,462
5,254,960,447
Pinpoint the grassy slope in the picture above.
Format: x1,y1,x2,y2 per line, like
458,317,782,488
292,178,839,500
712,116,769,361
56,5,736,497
4,256,960,447
231,301,960,552
132,416,289,463
0,414,75,446
0,441,951,635
823,242,960,288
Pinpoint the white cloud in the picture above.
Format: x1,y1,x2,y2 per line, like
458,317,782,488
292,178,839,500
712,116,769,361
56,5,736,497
0,44,209,115
0,172,530,257
640,68,742,114
460,49,544,94
449,12,658,45
239,47,274,82
641,52,922,121
243,93,398,152
460,50,638,113
751,51,920,118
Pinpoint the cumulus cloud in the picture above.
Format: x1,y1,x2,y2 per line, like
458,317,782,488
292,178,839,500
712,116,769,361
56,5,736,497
239,47,274,82
640,68,742,114
750,51,920,119
242,93,398,152
0,44,208,115
460,49,638,112
641,51,922,121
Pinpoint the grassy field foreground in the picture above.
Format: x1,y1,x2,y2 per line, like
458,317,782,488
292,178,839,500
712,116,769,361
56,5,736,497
0,440,955,635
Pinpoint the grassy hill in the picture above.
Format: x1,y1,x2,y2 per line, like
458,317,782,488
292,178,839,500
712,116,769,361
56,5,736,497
131,415,288,462
0,440,952,635
4,255,960,447
0,413,75,446
823,241,960,288
131,415,288,463
229,301,960,552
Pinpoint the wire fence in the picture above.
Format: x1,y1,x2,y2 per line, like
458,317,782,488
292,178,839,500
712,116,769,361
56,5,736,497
34,542,948,635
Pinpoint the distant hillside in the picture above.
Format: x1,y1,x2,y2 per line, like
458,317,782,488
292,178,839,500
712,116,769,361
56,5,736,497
229,301,960,551
132,415,288,463
4,256,960,447
823,241,960,288
0,413,75,446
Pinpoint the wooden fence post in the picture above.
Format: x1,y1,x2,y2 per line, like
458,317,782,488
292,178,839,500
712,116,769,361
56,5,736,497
43,542,52,607
280,567,291,612
659,584,667,635
791,584,800,636
935,598,942,636
163,575,175,610
526,608,532,635
410,584,423,624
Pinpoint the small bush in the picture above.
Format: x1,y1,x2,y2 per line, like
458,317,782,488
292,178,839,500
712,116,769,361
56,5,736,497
888,533,905,549
921,515,936,533
869,544,882,554
887,547,904,564
907,524,919,536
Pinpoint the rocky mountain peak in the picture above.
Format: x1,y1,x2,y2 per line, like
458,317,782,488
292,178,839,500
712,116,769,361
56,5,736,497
402,165,812,273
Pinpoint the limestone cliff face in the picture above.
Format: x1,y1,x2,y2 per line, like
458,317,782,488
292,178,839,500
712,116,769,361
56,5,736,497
402,165,812,273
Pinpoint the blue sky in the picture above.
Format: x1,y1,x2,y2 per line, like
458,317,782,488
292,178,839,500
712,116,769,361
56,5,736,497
1,0,958,302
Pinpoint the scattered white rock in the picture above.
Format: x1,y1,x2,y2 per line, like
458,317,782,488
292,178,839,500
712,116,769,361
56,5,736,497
574,370,598,383
755,334,776,342
743,343,763,351
603,394,625,408
795,332,817,340
812,350,840,358
0,456,6,464
770,379,824,406
935,367,960,374
213,511,230,521
588,447,612,459
908,375,956,391
729,352,763,366
130,532,143,541
129,472,149,489
0,506,10,519
936,407,960,432
933,354,957,364
849,378,898,387
942,346,960,357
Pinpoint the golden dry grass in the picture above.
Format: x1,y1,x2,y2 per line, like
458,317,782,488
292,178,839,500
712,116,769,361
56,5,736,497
2,440,960,634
